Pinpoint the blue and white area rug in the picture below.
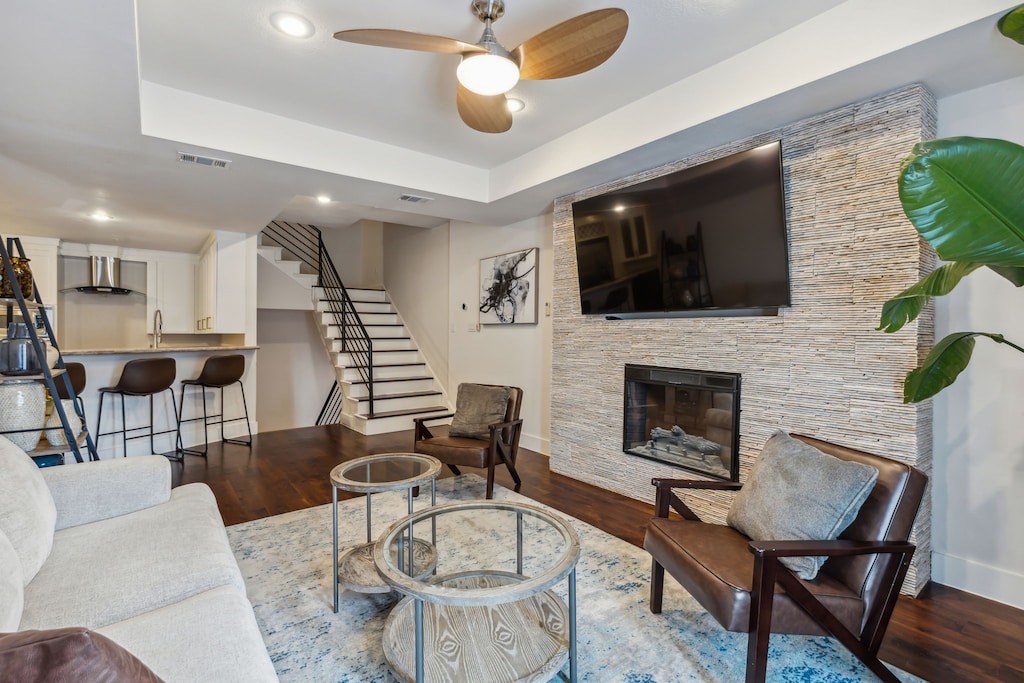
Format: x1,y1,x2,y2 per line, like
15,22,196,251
226,474,921,682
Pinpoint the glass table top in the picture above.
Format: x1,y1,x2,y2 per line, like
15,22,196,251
373,500,581,606
330,453,441,493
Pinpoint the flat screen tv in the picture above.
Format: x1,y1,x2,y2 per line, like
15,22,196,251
571,141,791,318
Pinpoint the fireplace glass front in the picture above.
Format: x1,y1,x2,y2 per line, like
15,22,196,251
623,364,740,481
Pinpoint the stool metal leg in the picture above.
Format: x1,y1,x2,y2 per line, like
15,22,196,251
222,380,253,447
119,393,128,457
94,391,107,455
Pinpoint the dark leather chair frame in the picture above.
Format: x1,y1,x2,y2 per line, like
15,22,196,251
412,384,524,499
644,434,928,683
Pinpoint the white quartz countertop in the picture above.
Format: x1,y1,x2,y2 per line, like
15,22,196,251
62,345,258,356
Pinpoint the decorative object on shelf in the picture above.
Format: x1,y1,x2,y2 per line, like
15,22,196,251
45,398,81,448
479,247,538,324
0,256,33,298
0,379,44,450
0,322,45,376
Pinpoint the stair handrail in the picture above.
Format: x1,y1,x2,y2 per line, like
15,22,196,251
261,221,375,417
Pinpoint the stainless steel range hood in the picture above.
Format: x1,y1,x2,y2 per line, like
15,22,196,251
75,256,135,295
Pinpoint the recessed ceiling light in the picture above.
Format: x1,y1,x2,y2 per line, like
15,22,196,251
89,211,113,222
506,98,525,113
271,12,315,38
316,195,331,204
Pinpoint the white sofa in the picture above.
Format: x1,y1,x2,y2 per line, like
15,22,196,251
0,436,278,682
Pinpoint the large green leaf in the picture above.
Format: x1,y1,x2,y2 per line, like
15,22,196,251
878,261,981,333
987,264,1024,286
899,137,1024,267
999,4,1024,45
903,331,1023,402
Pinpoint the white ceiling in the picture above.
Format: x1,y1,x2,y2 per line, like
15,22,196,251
1,0,1022,253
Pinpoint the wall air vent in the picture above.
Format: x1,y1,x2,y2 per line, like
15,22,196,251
177,152,232,169
398,193,434,204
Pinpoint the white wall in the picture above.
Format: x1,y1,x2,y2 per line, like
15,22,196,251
447,216,554,454
255,308,335,432
931,74,1024,609
382,223,450,393
322,223,363,287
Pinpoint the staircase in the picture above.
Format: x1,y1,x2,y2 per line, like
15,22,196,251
259,221,451,435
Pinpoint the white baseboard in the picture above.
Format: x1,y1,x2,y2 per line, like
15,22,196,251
932,551,1024,610
519,433,549,457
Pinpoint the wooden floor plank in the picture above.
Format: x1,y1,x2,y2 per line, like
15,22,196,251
173,424,1024,683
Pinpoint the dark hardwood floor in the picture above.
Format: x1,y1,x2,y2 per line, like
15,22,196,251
175,425,1024,683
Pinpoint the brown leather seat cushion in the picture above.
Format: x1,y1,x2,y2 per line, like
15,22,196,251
644,517,864,635
0,627,164,682
413,435,490,469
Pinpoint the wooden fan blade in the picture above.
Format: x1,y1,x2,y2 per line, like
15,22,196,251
457,85,512,134
514,8,628,80
333,29,486,55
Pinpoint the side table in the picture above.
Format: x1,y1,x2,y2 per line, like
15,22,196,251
330,452,441,612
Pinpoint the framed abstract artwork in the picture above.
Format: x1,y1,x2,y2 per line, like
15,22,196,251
479,248,538,324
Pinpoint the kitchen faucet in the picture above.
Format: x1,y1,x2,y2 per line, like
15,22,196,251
152,308,163,348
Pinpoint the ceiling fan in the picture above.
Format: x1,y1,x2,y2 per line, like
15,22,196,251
333,1,629,134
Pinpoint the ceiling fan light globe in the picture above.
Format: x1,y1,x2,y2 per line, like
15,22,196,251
457,54,520,96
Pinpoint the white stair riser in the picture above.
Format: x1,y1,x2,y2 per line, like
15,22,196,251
321,312,398,326
342,410,451,436
325,324,407,338
345,394,442,415
322,288,387,303
345,378,435,398
330,338,412,352
316,300,393,315
336,350,420,366
341,364,425,381
257,246,283,260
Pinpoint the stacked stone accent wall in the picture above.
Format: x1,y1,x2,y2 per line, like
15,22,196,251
551,85,936,593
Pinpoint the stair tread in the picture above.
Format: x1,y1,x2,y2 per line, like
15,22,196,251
344,361,425,369
354,390,441,403
346,375,433,385
363,406,449,420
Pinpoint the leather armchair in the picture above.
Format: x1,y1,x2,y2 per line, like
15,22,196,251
413,384,524,499
643,434,928,682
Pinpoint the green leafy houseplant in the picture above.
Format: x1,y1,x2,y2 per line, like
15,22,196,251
878,5,1024,403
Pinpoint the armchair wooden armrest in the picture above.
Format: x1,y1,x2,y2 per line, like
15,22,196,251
651,478,743,520
413,413,455,440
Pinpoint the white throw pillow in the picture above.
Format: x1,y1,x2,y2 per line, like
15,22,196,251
0,529,24,630
0,435,57,585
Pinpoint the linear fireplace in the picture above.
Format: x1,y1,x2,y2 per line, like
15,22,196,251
623,364,741,481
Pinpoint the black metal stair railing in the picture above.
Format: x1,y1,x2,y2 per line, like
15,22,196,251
261,221,374,420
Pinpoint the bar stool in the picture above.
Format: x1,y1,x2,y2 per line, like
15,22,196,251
176,354,252,457
96,357,179,460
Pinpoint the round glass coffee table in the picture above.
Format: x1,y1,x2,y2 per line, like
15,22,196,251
374,500,581,683
330,452,442,612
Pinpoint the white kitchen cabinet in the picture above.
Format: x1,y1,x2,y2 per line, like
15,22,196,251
146,253,196,334
195,231,246,334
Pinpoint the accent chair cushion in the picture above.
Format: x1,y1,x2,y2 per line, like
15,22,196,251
726,431,879,580
0,530,24,631
448,384,512,439
0,627,164,682
0,435,57,585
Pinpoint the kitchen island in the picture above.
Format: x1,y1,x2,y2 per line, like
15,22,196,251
62,345,258,459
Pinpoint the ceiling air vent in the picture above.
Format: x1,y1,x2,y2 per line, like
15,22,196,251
177,152,232,169
398,193,434,204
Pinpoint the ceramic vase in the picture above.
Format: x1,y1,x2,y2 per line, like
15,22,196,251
0,379,44,450
44,398,81,448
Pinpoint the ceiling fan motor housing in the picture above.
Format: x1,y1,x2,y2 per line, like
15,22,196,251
471,0,505,23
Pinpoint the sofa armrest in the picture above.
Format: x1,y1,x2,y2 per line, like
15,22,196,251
40,456,172,530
